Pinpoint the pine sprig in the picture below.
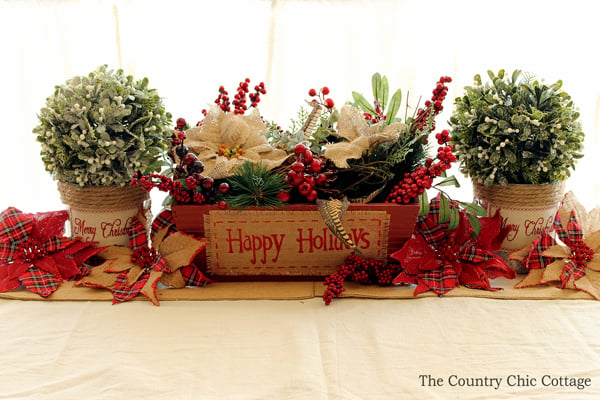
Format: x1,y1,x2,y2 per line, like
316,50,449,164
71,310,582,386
224,161,289,208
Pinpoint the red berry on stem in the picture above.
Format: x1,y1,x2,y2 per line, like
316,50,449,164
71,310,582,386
310,159,322,173
219,182,230,194
303,175,316,188
308,89,317,97
302,150,314,163
316,174,328,186
305,189,318,202
294,143,307,155
202,176,215,189
183,153,198,166
276,191,291,203
298,182,312,196
291,161,305,173
321,87,330,95
287,170,304,186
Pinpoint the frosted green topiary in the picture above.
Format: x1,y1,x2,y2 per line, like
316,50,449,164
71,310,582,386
33,65,172,187
449,69,584,187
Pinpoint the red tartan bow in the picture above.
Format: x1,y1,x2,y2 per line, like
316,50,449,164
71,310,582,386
391,196,516,296
0,207,102,297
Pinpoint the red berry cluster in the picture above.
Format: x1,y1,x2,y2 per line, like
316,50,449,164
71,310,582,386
167,118,205,175
412,76,452,133
384,129,456,204
215,78,266,115
169,118,188,150
363,100,386,123
571,240,595,266
308,86,335,110
131,245,159,269
323,254,402,305
133,118,229,207
284,144,329,203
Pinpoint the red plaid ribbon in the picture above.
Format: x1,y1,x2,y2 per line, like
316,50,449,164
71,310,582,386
516,232,556,270
128,217,148,250
566,212,584,244
0,207,33,261
113,270,150,304
416,264,459,296
180,265,212,286
18,267,61,298
151,209,175,239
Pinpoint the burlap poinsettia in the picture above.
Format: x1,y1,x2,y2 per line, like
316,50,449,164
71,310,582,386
77,211,207,305
391,196,516,296
0,207,102,297
512,192,600,298
186,106,289,179
323,105,407,168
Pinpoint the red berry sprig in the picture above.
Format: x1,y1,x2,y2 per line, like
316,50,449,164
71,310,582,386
308,86,335,110
215,86,231,113
215,78,266,115
384,129,456,204
285,143,330,203
363,98,386,124
323,254,402,305
412,76,452,133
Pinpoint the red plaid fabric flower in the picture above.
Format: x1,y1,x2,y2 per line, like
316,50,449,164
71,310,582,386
391,196,516,296
0,207,102,297
512,192,600,299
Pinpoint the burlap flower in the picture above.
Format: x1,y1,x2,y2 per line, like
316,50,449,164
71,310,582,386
323,105,407,168
513,192,600,298
186,106,289,179
78,213,207,305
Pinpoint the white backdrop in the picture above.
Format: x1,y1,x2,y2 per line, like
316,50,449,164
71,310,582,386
1,0,598,213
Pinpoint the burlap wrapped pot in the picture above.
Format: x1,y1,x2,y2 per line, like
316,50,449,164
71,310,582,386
58,182,150,247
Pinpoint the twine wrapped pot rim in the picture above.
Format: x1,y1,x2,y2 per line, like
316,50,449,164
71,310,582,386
58,181,149,210
473,181,566,208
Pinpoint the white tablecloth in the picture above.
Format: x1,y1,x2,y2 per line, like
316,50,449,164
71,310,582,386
1,297,599,399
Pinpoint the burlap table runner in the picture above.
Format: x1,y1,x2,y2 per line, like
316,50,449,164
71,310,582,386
0,277,593,302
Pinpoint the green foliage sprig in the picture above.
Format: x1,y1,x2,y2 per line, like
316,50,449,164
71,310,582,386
449,69,585,186
33,65,172,187
224,162,289,208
